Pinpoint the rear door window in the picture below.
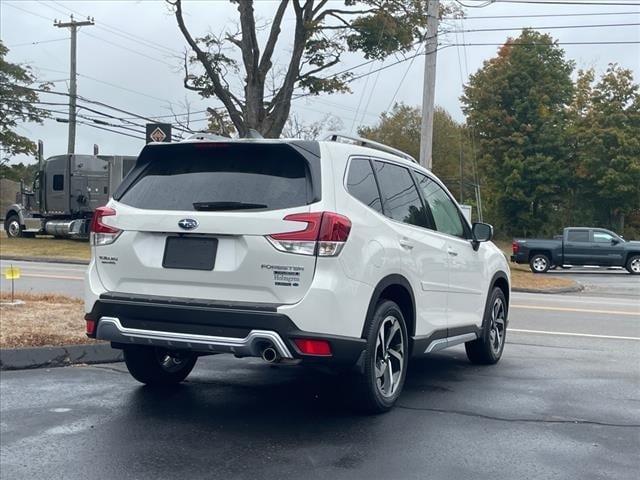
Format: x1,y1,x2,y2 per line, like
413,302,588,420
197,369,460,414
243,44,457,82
119,146,311,211
567,230,589,242
373,161,429,228
346,158,383,213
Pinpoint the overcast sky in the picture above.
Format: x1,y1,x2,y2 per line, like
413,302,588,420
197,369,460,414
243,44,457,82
2,0,639,164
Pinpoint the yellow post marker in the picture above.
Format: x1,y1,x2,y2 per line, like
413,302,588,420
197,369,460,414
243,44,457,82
4,266,20,280
3,265,20,303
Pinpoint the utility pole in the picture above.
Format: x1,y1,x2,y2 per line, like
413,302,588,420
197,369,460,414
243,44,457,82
419,0,439,170
54,15,94,154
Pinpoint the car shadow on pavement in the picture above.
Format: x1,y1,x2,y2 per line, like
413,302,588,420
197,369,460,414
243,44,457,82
118,353,469,423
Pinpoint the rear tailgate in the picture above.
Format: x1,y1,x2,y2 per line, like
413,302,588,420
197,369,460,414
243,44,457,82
93,141,322,305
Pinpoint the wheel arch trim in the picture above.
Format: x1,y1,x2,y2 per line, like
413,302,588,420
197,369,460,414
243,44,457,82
5,205,25,226
362,274,416,338
484,270,510,329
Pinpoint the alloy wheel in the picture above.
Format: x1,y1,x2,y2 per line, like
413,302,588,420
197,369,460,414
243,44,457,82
374,315,404,398
631,258,640,274
489,297,506,355
533,257,547,272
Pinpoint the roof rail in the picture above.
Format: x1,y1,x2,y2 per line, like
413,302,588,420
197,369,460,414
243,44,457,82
324,133,417,164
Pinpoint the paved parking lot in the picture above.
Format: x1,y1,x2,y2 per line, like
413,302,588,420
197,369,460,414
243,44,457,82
1,260,638,479
2,301,639,480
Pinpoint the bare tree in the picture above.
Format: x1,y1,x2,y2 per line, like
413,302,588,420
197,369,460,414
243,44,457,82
282,112,344,140
168,0,449,138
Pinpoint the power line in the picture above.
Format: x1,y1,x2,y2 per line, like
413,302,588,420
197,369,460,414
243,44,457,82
48,0,183,56
2,2,51,21
446,40,640,46
449,21,640,33
444,10,640,19
79,31,176,67
495,0,640,5
7,38,68,48
13,85,193,136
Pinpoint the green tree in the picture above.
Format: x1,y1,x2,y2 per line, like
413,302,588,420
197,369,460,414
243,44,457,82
0,40,49,162
358,103,474,202
461,29,574,237
169,0,458,138
0,161,38,183
569,64,640,234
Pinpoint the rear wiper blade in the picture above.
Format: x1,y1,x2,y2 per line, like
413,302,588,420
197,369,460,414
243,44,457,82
192,201,268,211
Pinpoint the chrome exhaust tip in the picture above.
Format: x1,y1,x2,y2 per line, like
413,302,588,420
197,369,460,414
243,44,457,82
261,346,279,363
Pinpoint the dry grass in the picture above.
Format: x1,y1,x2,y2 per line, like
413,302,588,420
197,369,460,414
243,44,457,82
0,292,97,348
510,269,575,291
0,230,90,261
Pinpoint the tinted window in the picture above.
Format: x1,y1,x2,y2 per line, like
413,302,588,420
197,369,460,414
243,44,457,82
52,174,64,191
593,231,614,243
567,230,589,242
373,161,429,228
120,148,309,211
346,158,382,213
415,173,465,238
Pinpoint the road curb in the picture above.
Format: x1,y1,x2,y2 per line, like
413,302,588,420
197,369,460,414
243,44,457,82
0,343,122,371
0,255,89,265
512,284,584,294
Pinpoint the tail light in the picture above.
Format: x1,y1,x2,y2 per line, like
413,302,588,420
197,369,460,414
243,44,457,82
512,241,520,254
267,212,351,257
90,206,121,246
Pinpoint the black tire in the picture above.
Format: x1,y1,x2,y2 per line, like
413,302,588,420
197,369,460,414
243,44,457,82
123,346,197,386
4,214,23,238
465,287,507,365
626,255,640,275
355,299,409,414
529,253,550,274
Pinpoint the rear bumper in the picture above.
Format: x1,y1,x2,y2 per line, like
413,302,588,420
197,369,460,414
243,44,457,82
86,292,365,365
510,253,527,263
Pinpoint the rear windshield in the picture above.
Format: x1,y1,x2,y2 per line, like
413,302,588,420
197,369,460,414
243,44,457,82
119,145,311,211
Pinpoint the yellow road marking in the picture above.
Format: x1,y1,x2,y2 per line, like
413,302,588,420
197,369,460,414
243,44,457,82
510,328,640,341
511,304,639,317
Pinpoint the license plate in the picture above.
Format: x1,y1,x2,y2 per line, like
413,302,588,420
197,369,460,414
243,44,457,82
162,236,218,271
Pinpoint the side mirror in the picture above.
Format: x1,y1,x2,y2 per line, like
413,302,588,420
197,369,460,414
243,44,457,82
472,222,493,250
612,238,620,245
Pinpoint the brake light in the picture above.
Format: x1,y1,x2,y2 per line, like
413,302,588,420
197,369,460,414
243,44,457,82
267,212,351,256
293,338,332,356
512,241,520,254
90,206,121,246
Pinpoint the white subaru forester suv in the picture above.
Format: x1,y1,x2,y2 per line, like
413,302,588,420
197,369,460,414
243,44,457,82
85,134,510,413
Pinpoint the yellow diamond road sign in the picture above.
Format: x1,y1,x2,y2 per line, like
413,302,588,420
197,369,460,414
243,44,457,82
3,266,20,280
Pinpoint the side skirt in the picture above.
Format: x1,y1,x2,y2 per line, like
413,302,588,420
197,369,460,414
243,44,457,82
411,325,481,357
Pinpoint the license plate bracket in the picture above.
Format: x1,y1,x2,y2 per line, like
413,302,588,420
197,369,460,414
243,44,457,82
162,236,218,271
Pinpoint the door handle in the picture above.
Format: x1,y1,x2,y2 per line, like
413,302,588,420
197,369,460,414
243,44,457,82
399,238,414,250
447,248,458,257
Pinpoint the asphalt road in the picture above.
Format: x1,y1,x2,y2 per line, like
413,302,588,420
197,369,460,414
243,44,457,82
547,267,640,298
0,259,86,298
1,259,639,479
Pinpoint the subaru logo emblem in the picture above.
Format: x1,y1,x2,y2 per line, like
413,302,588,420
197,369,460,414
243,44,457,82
178,218,198,230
